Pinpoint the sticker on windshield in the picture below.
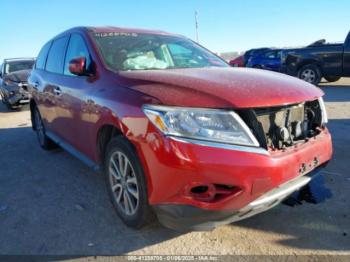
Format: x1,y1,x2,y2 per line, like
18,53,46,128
94,32,138,38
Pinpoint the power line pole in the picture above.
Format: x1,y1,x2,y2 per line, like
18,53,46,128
195,11,199,43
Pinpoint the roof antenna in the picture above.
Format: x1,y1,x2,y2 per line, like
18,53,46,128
195,10,199,43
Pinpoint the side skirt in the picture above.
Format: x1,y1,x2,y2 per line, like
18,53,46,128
46,131,101,173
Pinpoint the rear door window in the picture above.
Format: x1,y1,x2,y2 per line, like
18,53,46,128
46,36,69,74
36,41,52,70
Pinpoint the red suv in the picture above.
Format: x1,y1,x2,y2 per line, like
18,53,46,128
28,27,332,231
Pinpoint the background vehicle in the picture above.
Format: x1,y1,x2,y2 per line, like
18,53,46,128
246,49,282,72
229,55,244,67
282,31,350,85
29,27,332,231
243,48,271,66
0,58,35,109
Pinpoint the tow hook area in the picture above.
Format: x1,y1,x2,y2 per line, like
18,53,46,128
283,173,332,206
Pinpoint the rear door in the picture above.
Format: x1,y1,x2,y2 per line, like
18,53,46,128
28,40,59,133
42,35,70,138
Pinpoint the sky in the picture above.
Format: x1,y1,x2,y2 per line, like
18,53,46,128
1,0,349,61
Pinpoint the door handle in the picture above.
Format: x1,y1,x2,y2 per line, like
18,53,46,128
53,86,62,96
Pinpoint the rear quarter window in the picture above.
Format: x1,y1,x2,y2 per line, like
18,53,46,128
46,36,69,74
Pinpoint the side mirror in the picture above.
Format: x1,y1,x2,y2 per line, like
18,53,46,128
69,57,87,76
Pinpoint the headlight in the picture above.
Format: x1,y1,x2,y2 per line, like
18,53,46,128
143,105,259,147
318,97,328,124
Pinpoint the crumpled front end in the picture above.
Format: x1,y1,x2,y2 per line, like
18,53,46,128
1,82,30,106
134,97,332,231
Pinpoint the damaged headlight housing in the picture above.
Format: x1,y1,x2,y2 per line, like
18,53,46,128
143,105,259,147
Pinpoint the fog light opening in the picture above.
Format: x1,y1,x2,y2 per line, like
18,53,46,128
190,185,209,194
188,184,242,203
189,184,216,202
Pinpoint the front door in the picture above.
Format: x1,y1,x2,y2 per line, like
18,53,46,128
55,33,96,157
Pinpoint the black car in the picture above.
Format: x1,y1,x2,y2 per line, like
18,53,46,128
0,58,35,109
282,32,350,85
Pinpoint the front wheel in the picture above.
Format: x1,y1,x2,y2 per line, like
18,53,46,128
298,64,321,85
104,136,154,229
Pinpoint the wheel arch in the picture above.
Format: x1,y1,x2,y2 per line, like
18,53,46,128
96,124,123,165
95,122,154,198
296,58,323,75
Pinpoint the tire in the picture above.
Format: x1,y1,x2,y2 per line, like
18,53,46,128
298,64,321,85
324,76,341,83
104,136,154,229
5,102,15,110
0,90,4,104
33,106,56,150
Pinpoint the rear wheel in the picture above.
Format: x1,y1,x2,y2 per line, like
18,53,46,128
324,76,341,83
104,136,154,229
33,107,56,150
298,64,321,85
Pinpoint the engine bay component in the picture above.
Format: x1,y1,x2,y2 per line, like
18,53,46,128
240,99,324,150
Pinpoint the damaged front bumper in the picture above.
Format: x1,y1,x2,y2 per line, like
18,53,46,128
154,166,324,231
1,83,30,105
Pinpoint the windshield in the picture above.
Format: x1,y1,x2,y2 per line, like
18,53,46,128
91,32,228,71
5,60,35,75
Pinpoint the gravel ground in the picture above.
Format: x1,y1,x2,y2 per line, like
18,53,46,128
0,79,349,258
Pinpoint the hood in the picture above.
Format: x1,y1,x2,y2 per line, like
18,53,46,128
118,67,323,108
4,69,31,83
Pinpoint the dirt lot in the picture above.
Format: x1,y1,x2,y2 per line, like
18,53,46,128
0,79,349,257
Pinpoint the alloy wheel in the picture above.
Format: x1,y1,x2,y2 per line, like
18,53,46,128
300,69,316,83
108,151,139,216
